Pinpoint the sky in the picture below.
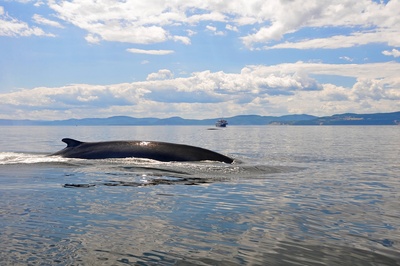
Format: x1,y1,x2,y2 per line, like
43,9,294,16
0,0,400,120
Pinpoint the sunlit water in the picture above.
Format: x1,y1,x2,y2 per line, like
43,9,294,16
0,126,399,265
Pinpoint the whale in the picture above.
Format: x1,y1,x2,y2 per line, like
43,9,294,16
51,138,234,163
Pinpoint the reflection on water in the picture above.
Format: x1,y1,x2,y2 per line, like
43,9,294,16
0,126,399,265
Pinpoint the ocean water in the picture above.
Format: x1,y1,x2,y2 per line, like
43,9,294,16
0,125,399,265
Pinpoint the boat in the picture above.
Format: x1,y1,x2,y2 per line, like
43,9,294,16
215,119,228,127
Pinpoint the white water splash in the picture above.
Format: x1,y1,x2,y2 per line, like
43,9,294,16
0,152,67,165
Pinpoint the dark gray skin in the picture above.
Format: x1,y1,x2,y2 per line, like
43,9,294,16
51,138,234,164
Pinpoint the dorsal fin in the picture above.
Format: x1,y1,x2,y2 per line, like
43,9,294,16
62,138,83,147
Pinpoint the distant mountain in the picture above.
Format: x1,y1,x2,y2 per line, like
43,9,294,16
225,114,317,125
1,112,399,126
292,111,400,125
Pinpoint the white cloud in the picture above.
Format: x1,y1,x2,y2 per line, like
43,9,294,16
382,48,400,58
96,25,168,44
146,69,174,81
263,30,400,50
1,62,399,119
339,56,353,62
0,0,381,50
8,0,33,3
0,7,54,37
206,25,217,32
226,24,238,32
186,29,196,36
32,14,64,28
0,83,148,109
172,35,191,45
241,0,400,48
186,11,226,24
34,1,45,7
126,48,174,55
206,25,225,36
3,1,400,49
85,34,101,44
48,0,185,44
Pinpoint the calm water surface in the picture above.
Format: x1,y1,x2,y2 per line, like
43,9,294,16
0,126,399,265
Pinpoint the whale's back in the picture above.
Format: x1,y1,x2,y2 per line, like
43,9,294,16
51,138,233,163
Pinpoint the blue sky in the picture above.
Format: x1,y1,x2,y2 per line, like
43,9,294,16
1,0,399,120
